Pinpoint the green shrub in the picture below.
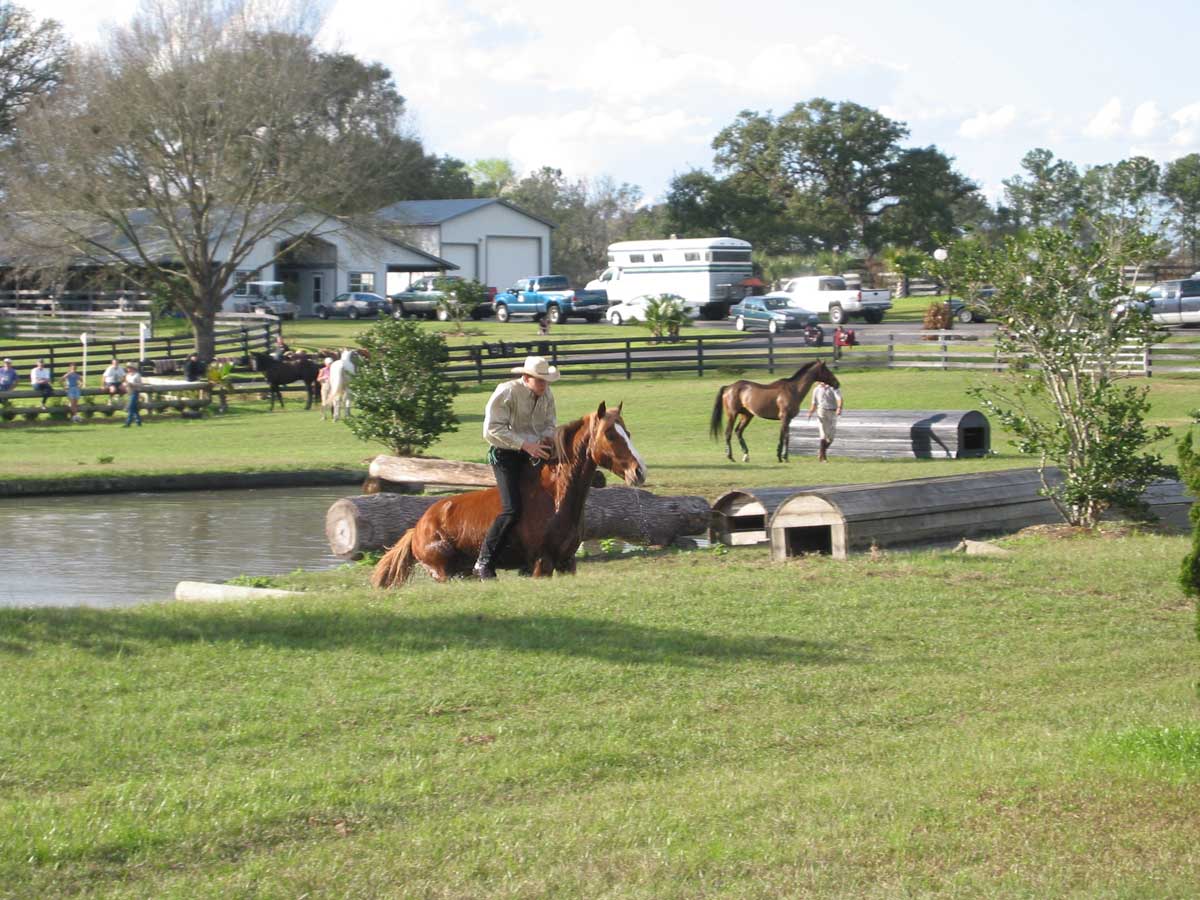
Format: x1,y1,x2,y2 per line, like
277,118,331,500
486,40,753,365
346,316,459,455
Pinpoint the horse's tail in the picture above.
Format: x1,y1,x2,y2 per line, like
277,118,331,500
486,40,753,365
709,385,728,440
371,529,416,589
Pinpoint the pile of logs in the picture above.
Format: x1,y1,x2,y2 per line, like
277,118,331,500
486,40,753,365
327,455,713,558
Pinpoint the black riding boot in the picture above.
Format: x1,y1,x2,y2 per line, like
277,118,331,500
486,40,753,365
818,439,830,462
473,550,497,580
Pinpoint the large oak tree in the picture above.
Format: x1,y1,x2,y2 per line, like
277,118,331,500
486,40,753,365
2,0,410,359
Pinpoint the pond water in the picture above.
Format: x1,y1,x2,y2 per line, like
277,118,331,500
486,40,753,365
0,485,354,608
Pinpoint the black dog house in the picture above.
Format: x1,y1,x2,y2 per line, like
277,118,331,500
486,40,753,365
788,410,991,460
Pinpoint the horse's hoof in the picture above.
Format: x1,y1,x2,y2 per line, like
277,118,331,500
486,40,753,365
741,454,749,463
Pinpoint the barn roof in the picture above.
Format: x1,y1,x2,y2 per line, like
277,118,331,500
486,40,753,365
374,198,557,229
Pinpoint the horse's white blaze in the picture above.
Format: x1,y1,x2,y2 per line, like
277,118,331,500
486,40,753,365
614,423,647,478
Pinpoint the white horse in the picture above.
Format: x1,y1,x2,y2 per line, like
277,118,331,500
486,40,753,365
327,349,357,421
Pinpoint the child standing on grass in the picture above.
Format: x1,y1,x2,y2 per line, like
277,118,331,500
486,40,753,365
123,363,143,427
62,363,83,421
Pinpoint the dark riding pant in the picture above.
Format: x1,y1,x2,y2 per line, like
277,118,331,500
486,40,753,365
479,447,528,564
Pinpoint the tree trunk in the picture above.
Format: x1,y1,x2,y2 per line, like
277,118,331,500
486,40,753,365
190,304,218,362
325,487,712,559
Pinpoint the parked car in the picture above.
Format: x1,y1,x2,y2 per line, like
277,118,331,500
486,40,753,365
606,293,699,326
728,296,814,333
390,275,495,321
1134,278,1200,325
948,289,995,324
765,275,892,324
236,281,299,319
492,276,609,323
314,292,391,320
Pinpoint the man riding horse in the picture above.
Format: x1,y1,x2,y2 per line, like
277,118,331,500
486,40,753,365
474,355,561,580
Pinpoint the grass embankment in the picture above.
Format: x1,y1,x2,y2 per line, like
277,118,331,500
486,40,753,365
1,531,1198,896
3,368,1199,497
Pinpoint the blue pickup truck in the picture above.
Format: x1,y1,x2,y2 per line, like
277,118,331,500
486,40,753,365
492,276,608,324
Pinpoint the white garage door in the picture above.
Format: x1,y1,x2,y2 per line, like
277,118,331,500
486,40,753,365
486,237,541,292
440,243,477,281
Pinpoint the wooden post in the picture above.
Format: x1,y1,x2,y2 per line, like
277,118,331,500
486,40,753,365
768,331,775,374
941,335,948,369
1144,344,1152,378
887,334,894,368
625,340,632,380
697,338,704,377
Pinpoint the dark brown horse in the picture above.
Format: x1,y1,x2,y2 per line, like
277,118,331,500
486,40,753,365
372,402,647,587
709,360,839,462
251,351,321,411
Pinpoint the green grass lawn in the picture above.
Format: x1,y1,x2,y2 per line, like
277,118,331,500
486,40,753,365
3,368,1199,498
2,531,1198,897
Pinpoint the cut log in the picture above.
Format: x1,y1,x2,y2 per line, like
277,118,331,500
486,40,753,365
368,455,494,489
325,487,712,558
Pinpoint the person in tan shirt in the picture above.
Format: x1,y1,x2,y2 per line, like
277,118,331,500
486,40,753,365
474,355,561,579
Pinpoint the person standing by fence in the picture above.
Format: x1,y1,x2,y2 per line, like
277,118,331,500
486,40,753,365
123,363,143,427
62,363,83,421
807,380,843,462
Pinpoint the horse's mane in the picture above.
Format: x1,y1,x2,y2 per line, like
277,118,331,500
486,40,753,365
552,413,592,463
786,361,822,381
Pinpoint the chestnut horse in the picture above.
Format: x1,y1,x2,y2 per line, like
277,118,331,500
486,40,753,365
709,360,839,463
372,402,647,587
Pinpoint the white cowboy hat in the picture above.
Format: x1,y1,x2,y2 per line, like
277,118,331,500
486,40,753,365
511,355,560,383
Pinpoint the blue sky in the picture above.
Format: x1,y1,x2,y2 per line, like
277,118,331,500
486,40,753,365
29,0,1200,204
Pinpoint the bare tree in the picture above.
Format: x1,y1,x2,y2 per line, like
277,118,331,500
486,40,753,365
0,2,67,139
3,0,402,359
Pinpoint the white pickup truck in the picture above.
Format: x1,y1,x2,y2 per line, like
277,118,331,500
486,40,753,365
765,275,892,324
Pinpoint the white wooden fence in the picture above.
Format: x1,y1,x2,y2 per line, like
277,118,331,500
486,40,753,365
0,309,152,341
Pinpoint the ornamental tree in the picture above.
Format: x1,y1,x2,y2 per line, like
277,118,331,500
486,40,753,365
346,316,459,456
957,217,1172,527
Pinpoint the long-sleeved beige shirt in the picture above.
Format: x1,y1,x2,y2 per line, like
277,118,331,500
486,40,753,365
483,378,557,450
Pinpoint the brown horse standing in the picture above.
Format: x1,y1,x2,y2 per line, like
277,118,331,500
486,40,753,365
709,360,839,462
372,402,647,587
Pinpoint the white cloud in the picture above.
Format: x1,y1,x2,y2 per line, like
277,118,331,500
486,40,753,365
1170,102,1200,148
1083,97,1122,139
1130,101,1161,138
958,106,1017,140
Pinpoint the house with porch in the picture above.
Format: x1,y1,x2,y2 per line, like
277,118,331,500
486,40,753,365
227,214,458,318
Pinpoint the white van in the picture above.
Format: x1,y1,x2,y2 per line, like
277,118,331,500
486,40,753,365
586,237,753,320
